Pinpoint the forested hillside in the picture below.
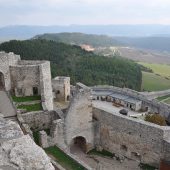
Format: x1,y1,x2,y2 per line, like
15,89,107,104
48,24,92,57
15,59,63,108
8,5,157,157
0,39,142,91
33,32,122,47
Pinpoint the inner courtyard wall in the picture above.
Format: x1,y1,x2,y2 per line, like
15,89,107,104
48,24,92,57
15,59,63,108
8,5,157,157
93,107,170,167
10,65,40,96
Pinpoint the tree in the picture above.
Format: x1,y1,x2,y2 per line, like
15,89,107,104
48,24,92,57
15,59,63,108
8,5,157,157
145,114,166,126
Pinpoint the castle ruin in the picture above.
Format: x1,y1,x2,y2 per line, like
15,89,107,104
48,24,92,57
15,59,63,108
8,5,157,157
0,51,170,169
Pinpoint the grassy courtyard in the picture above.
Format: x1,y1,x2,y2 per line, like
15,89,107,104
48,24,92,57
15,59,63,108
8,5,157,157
45,146,87,170
17,103,42,112
12,95,41,102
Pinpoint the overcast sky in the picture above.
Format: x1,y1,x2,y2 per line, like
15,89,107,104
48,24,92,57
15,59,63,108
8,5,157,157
0,0,170,26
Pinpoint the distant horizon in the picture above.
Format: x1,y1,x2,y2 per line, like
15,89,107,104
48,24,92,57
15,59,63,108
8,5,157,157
2,24,170,28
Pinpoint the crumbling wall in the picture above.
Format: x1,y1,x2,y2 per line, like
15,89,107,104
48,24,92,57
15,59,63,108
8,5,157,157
39,62,53,111
162,139,170,162
64,84,94,152
93,107,170,167
52,76,70,102
0,115,55,170
0,52,20,91
21,110,59,131
10,65,40,96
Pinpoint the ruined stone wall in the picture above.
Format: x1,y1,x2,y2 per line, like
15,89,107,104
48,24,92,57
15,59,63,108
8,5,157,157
163,139,170,162
0,115,55,170
65,86,94,151
52,77,70,102
39,62,53,111
93,107,170,167
21,110,59,131
0,52,20,91
10,65,40,96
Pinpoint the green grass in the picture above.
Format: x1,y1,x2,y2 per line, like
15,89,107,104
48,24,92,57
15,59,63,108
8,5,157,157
12,95,41,102
164,98,170,104
138,62,170,78
157,95,170,104
17,103,42,112
33,131,40,145
45,146,87,170
88,149,113,158
142,71,170,91
139,163,156,170
157,95,170,101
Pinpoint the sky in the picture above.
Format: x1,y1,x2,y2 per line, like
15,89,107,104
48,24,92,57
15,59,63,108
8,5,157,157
1,0,170,26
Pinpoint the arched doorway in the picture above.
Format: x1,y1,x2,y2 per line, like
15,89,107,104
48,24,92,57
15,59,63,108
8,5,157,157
0,72,5,90
70,136,87,153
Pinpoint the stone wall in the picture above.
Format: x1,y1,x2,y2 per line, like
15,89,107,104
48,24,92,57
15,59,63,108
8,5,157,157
0,52,20,91
10,65,40,96
162,139,170,162
21,110,60,131
39,62,54,111
64,84,94,152
93,107,170,167
52,76,70,102
0,114,55,170
92,86,170,122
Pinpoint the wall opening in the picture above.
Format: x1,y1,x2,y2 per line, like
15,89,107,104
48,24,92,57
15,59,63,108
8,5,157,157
0,72,5,90
56,90,60,94
70,136,87,153
33,87,38,95
67,95,70,101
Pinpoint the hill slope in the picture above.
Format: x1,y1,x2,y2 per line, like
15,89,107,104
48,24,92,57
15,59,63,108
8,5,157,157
0,39,142,91
33,32,122,47
114,37,170,52
2,25,170,40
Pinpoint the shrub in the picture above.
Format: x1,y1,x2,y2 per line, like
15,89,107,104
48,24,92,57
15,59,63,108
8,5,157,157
145,114,166,126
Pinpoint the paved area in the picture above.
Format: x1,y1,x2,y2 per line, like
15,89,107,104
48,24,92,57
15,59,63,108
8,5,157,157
54,101,69,110
70,144,141,170
92,100,147,118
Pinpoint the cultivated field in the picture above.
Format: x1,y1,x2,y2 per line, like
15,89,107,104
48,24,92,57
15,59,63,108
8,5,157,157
139,62,170,91
141,72,170,91
157,95,170,105
139,62,170,78
117,47,170,64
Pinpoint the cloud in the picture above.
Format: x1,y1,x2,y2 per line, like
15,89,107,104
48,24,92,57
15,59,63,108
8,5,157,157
0,0,170,26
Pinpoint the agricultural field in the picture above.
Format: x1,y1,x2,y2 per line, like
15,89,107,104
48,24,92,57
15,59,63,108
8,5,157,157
139,62,170,91
141,72,170,91
157,95,170,105
138,62,170,78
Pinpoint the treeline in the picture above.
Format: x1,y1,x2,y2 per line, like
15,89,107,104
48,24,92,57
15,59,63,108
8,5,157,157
0,39,142,91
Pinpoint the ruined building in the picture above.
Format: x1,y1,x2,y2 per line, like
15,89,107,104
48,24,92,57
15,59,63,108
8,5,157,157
0,51,170,169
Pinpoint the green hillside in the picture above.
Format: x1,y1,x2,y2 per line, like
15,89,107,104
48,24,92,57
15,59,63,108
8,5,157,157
139,62,170,79
33,32,122,47
0,39,142,91
142,72,170,91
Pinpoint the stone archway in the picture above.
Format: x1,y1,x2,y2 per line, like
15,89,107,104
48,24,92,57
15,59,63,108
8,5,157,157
70,136,87,153
0,72,5,90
